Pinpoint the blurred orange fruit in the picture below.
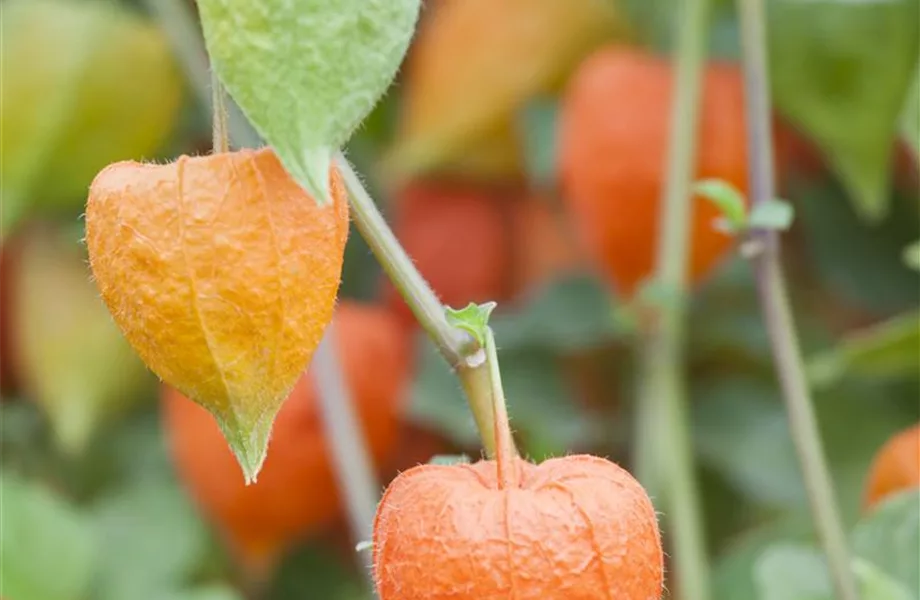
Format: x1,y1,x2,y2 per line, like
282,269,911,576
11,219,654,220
508,196,585,297
558,48,750,299
863,423,920,511
383,0,629,182
382,180,517,326
85,148,349,480
163,301,412,578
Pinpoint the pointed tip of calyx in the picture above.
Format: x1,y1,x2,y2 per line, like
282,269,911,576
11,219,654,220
294,146,335,206
214,410,277,485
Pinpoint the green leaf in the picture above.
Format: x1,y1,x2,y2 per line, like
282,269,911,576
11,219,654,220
748,198,795,232
796,182,920,314
696,178,748,231
903,240,920,271
692,375,911,517
851,490,920,594
518,97,560,190
693,378,807,508
0,472,98,600
267,543,368,600
768,0,920,222
755,544,915,600
807,310,920,390
158,586,246,600
852,559,915,600
714,513,817,600
197,0,421,203
490,272,619,352
754,544,831,600
91,480,209,600
0,0,182,233
445,302,497,348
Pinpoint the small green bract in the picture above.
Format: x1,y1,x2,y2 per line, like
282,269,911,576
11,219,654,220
197,0,421,204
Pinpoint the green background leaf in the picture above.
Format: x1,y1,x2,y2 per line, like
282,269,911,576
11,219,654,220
0,473,98,600
768,0,920,222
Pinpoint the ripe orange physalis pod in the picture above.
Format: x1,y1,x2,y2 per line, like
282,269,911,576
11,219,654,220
373,455,664,599
372,304,663,599
85,147,349,482
558,47,749,299
863,423,920,511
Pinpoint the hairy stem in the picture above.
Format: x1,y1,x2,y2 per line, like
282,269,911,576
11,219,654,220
484,328,518,488
335,153,498,461
737,1,860,599
144,0,260,148
635,0,713,598
210,70,230,153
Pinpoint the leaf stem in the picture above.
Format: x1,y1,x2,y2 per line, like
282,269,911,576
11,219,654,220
484,328,518,489
635,0,713,598
736,1,861,599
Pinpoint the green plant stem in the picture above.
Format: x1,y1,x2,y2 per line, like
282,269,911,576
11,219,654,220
335,152,496,458
484,328,519,488
144,0,260,148
210,70,230,153
311,330,378,589
635,0,713,598
736,2,861,599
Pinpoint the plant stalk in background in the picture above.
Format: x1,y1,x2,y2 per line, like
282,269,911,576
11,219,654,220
634,0,713,598
736,1,861,599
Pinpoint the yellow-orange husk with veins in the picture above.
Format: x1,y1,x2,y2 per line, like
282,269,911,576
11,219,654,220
85,147,349,482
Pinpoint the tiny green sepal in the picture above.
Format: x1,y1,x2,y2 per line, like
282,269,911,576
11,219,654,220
902,239,920,272
428,454,473,466
196,0,422,204
748,198,795,232
695,178,748,232
445,302,498,347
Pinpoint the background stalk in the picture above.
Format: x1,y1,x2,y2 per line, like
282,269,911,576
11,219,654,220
634,0,713,598
736,1,861,598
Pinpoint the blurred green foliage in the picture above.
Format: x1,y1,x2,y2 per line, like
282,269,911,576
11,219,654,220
1,0,917,598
